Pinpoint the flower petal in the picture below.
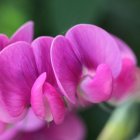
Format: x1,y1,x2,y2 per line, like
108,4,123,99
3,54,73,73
0,41,38,122
112,59,138,101
0,96,27,123
16,109,45,132
0,113,86,140
31,73,66,124
66,24,122,77
46,113,86,140
44,82,66,124
31,73,47,120
0,126,18,140
51,35,82,103
113,35,137,65
79,64,113,103
0,34,9,50
32,37,55,84
10,21,34,44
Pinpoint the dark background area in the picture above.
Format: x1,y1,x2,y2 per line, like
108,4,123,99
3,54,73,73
0,0,140,139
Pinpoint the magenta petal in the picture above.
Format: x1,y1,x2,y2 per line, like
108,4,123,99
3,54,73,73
112,59,138,100
0,97,27,123
0,113,86,140
10,21,34,44
44,82,66,124
0,126,18,140
80,64,113,103
31,73,47,120
66,24,122,77
51,35,82,103
113,35,137,65
16,109,45,132
0,42,38,122
46,113,86,140
0,34,9,50
31,73,66,124
32,36,55,84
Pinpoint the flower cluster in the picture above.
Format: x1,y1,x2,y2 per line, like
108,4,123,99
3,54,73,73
0,21,139,140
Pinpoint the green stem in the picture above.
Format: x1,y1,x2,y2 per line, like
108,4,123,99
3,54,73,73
97,101,139,140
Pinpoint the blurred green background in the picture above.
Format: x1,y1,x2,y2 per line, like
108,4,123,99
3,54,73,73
0,0,140,139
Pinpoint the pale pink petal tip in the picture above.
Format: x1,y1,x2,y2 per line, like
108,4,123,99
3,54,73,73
10,21,34,43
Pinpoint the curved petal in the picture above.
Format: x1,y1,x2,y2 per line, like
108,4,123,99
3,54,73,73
66,24,122,78
1,113,86,140
0,34,9,50
113,35,137,65
10,21,34,44
16,109,45,132
31,73,66,124
46,113,86,140
44,82,66,124
0,111,44,140
79,64,113,103
32,37,55,84
0,97,27,123
112,59,138,100
0,41,38,122
51,35,82,103
31,73,47,120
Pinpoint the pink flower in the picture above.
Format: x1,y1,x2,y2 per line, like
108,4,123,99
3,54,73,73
0,22,139,135
0,21,34,51
0,35,65,124
0,113,86,140
0,21,34,132
51,24,140,104
51,24,122,104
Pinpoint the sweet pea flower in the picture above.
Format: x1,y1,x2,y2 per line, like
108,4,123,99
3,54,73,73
0,21,34,51
0,36,65,124
51,24,140,105
51,24,122,104
0,21,34,132
0,113,86,140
